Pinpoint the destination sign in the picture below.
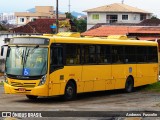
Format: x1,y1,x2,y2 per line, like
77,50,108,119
10,38,49,45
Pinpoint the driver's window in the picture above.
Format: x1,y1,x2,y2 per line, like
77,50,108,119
50,44,63,72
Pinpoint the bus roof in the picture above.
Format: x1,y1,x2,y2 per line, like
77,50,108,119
12,34,157,46
49,36,157,46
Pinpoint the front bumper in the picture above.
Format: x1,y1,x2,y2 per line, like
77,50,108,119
4,82,49,96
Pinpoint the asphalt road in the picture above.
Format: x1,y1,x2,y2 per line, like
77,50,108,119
0,85,160,120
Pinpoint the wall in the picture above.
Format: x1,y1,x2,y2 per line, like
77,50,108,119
17,16,27,26
87,12,151,29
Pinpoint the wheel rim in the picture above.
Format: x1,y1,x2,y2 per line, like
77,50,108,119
127,79,133,91
66,86,73,97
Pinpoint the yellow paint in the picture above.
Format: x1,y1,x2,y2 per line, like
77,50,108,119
107,35,128,40
3,33,159,97
56,32,80,37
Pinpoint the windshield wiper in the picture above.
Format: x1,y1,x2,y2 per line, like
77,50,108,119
16,45,23,57
21,50,24,65
24,45,39,64
29,45,39,55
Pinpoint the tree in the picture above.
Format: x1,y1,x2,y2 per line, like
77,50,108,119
65,12,74,20
0,24,7,31
76,19,87,33
65,12,87,33
151,15,159,19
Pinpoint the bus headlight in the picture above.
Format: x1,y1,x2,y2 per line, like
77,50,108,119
38,75,47,86
4,73,8,83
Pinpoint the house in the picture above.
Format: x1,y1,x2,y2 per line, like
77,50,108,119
11,18,65,34
0,13,16,24
81,25,160,41
84,3,152,29
15,6,66,26
81,19,160,39
11,18,76,34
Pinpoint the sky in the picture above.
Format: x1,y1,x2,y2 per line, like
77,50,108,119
0,0,160,18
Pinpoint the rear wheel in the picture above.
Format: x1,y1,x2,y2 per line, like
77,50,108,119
64,81,76,101
26,95,38,100
125,77,134,93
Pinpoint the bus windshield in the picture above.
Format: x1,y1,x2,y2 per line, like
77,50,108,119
5,46,48,77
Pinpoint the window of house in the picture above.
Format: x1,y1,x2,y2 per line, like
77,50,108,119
122,15,128,20
31,18,36,22
106,15,118,23
140,14,146,21
92,14,99,20
20,18,24,22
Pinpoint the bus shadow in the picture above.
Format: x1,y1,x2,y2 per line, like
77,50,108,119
14,86,146,104
74,86,147,101
76,89,125,100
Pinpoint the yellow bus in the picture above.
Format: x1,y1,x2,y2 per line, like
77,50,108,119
1,33,159,100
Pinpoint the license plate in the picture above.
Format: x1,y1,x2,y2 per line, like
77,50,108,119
18,88,26,92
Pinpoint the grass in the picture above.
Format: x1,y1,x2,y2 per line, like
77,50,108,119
142,81,160,92
0,81,3,86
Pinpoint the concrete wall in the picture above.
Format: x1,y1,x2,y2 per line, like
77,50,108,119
17,16,27,26
87,12,151,29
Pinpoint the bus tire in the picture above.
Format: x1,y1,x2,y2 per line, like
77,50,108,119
26,95,38,100
64,81,76,101
125,77,134,93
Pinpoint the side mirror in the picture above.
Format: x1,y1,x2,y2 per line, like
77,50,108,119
1,46,4,56
1,45,8,57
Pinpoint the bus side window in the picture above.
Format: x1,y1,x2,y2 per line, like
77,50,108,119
97,45,111,64
111,46,124,64
65,44,80,65
147,46,158,63
50,46,63,72
125,46,136,63
82,45,96,64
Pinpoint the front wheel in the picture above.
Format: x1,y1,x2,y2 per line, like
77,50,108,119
125,77,134,93
64,82,76,101
26,95,38,100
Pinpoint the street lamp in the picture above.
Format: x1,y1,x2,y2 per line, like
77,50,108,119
56,0,59,33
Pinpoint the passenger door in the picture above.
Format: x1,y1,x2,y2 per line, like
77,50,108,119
49,44,64,96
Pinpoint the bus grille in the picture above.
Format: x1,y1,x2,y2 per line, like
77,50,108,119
11,82,36,88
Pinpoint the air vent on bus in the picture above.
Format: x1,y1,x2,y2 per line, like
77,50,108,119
11,82,36,88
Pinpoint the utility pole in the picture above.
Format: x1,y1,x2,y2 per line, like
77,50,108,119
68,0,71,13
122,0,124,4
56,0,59,33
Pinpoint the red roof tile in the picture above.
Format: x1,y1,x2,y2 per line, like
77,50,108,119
12,18,66,34
81,26,160,37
